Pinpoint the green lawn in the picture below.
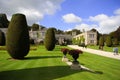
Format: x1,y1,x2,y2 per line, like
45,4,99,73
0,45,120,80
87,45,120,53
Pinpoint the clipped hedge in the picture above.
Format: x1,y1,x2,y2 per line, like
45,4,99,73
44,28,56,51
6,13,30,59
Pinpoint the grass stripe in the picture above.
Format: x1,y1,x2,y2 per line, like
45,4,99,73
0,45,120,80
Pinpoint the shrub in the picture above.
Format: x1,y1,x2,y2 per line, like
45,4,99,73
106,36,112,47
0,46,6,50
99,36,104,46
6,13,30,59
99,36,104,50
44,28,56,51
0,30,5,46
113,38,119,46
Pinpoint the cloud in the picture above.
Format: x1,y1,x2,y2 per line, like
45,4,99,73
72,8,120,34
75,23,98,32
98,15,120,33
76,8,120,34
89,14,108,22
0,0,64,25
62,13,82,23
114,8,120,15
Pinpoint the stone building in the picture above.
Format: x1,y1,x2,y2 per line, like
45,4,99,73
73,30,97,45
29,28,47,44
55,34,73,45
0,28,73,45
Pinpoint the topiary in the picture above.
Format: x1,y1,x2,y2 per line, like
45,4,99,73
44,28,56,51
0,30,5,46
6,13,30,59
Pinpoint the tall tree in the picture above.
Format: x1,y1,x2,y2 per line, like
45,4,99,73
31,23,39,31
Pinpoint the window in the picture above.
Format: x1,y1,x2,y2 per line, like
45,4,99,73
90,40,94,43
89,34,94,38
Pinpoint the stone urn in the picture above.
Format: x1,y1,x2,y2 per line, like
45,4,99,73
69,49,83,70
61,48,69,61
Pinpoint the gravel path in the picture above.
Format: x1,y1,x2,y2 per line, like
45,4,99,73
68,45,120,60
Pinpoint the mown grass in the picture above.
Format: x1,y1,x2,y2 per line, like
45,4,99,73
0,45,38,51
0,45,120,80
87,45,120,53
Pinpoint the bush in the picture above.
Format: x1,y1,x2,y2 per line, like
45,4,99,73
6,13,30,59
99,36,104,50
113,38,119,46
44,28,56,51
106,36,112,47
99,36,104,46
0,30,5,46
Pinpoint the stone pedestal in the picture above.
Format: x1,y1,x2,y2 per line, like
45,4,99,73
70,62,81,70
62,57,69,62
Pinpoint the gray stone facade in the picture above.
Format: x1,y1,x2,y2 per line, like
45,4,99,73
73,31,97,45
0,28,73,45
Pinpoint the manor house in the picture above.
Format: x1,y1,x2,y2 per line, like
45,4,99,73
73,30,97,45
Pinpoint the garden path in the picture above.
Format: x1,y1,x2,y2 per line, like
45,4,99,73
68,45,120,60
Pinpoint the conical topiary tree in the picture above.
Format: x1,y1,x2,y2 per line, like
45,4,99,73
6,13,30,59
106,36,112,47
0,30,5,46
44,28,56,51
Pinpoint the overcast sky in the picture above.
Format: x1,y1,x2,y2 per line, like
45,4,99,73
0,0,120,34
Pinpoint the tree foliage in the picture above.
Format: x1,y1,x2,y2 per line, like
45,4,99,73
44,28,56,51
0,13,9,28
0,30,5,46
113,38,119,45
109,26,120,41
99,36,104,46
6,13,30,59
31,23,39,31
106,36,112,47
